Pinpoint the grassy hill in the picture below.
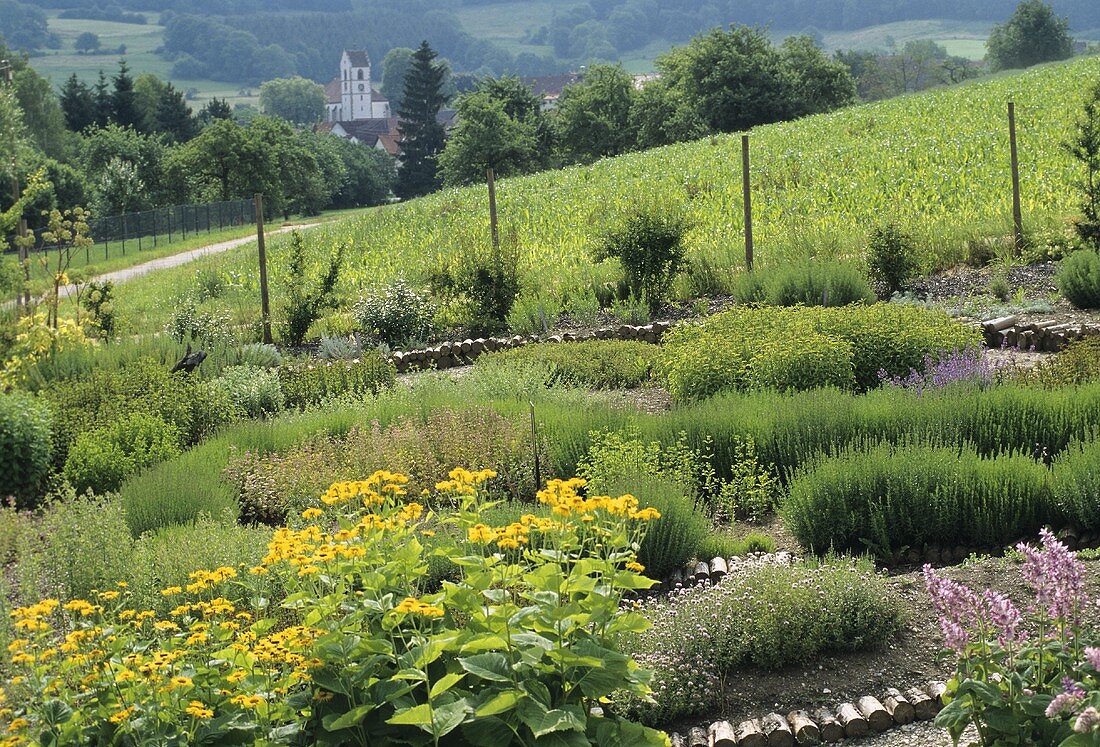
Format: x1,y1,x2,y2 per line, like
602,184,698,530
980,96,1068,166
107,56,1099,335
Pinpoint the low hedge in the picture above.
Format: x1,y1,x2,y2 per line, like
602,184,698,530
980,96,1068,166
0,392,52,507
277,352,396,408
476,340,659,389
731,260,875,307
1053,439,1100,531
659,304,979,401
782,442,1055,559
64,413,182,495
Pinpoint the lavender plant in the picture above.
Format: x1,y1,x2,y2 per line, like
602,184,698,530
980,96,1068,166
879,345,1008,394
926,529,1100,745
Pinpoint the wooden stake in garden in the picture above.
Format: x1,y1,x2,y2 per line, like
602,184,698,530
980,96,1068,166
254,193,273,345
1008,101,1024,252
742,134,754,271
487,167,500,253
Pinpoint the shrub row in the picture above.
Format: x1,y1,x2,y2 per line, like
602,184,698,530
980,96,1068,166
476,340,659,389
659,304,978,401
618,557,901,724
731,260,875,307
0,393,52,507
277,353,395,408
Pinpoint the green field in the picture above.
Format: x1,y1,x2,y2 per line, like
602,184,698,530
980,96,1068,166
102,56,1098,337
28,12,260,110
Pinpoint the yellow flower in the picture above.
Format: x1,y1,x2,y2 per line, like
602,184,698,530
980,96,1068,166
98,591,120,601
185,701,213,719
169,676,194,689
626,561,645,573
109,707,135,724
301,508,324,520
249,565,268,575
226,669,248,684
161,586,183,596
230,694,265,709
467,524,494,544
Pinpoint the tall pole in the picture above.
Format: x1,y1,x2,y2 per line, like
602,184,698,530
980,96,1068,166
486,167,500,254
3,59,28,312
741,134,753,271
1008,102,1024,253
254,194,272,345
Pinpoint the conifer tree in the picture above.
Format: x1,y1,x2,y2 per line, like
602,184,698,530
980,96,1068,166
59,73,96,132
197,97,233,126
110,60,141,130
396,40,447,199
154,82,197,143
92,70,112,127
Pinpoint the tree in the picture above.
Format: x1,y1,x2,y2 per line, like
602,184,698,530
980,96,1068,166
396,41,448,199
75,32,101,54
1067,79,1100,248
80,124,169,209
10,63,72,160
328,139,396,208
153,83,197,143
554,64,635,164
630,78,708,150
59,74,96,132
134,73,167,131
92,70,112,127
986,0,1073,71
111,60,142,130
259,76,325,126
165,118,255,202
0,0,58,52
197,97,233,126
781,35,856,115
658,26,795,134
381,47,415,111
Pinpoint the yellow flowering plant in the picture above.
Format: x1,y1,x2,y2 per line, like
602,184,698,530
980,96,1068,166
1,468,668,746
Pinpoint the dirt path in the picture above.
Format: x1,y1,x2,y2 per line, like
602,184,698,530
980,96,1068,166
4,224,319,311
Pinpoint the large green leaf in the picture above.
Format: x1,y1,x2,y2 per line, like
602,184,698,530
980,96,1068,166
459,652,513,682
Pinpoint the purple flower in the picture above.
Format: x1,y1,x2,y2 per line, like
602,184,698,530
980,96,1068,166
1084,647,1100,671
982,589,1024,646
1075,707,1100,734
1016,529,1087,624
880,345,1004,395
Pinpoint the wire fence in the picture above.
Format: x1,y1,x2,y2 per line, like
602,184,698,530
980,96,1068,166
12,198,256,266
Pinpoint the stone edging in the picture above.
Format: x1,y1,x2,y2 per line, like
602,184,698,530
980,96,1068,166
387,322,672,373
667,681,947,746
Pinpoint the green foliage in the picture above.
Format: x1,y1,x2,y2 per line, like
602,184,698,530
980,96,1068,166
165,298,235,347
1025,336,1100,387
986,0,1073,71
79,279,116,341
211,365,285,418
659,304,978,401
460,238,521,336
867,223,919,295
714,436,779,522
555,64,636,163
0,392,52,507
63,413,183,495
695,530,778,560
1052,439,1100,531
731,261,875,306
276,353,395,409
1067,78,1100,248
478,340,659,389
396,41,448,199
259,75,325,125
578,428,715,502
596,206,688,312
506,293,562,335
783,442,1054,559
353,275,436,347
279,230,346,346
620,557,900,724
1057,249,1100,308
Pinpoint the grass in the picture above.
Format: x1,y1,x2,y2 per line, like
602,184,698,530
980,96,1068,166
93,56,1098,339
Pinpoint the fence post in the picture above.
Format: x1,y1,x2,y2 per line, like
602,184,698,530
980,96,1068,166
182,206,187,240
137,212,142,252
486,167,500,253
152,209,157,248
17,219,29,311
1008,101,1024,252
742,134,753,271
121,213,126,256
254,194,273,345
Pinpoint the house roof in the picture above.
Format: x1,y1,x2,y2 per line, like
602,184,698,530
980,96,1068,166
344,50,371,68
334,118,401,140
521,73,581,98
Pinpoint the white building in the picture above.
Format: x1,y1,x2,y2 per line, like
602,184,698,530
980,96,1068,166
325,50,391,122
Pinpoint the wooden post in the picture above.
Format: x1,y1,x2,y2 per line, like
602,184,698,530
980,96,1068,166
742,134,753,271
254,194,273,345
17,219,29,310
529,401,541,490
1008,102,1024,252
487,167,500,254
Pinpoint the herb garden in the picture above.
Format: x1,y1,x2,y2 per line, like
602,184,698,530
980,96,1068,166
4,54,1100,747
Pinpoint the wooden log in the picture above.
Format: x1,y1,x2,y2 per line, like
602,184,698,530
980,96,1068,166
928,681,948,707
709,721,737,747
669,733,685,747
709,556,728,582
906,686,936,720
857,696,892,732
884,688,915,725
836,703,868,738
734,718,767,747
762,713,794,747
687,726,708,747
811,708,843,743
1017,329,1035,351
786,710,820,745
983,315,1018,333
694,561,710,584
669,567,684,588
1028,319,1059,333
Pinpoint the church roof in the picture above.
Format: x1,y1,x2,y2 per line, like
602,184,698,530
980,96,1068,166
344,50,371,68
325,78,341,104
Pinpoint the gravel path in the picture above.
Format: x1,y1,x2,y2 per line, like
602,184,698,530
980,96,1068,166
858,721,975,746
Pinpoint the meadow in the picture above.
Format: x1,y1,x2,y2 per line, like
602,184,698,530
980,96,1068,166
101,56,1097,337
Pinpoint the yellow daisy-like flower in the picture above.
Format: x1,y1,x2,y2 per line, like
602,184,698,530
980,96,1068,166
169,675,193,689
185,700,213,719
161,586,183,596
109,707,135,724
301,508,324,520
626,561,645,573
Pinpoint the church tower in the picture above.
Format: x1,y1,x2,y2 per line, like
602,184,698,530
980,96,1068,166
340,50,373,121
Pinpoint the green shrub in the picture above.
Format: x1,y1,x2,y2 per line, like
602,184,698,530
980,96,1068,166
212,365,285,418
659,304,978,401
783,442,1054,559
714,437,778,522
277,353,395,409
1053,439,1100,531
867,223,919,295
64,413,182,495
233,342,283,369
732,261,874,307
619,557,900,724
595,207,688,312
0,392,52,507
353,275,436,347
1025,336,1100,387
279,231,346,346
477,340,659,389
506,293,562,336
1056,249,1100,309
694,530,777,561
578,428,715,502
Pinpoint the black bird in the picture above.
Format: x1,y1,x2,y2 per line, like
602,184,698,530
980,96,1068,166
171,343,207,374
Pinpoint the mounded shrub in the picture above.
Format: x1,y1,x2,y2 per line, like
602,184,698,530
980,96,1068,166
212,365,285,418
867,223,919,295
64,413,182,495
1053,439,1100,531
1025,336,1100,387
732,261,875,307
1056,249,1100,309
595,205,688,313
477,340,659,389
353,275,436,347
0,392,52,507
659,304,979,401
277,352,396,409
782,442,1055,559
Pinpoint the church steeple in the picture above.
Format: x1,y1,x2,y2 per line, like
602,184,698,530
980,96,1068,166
340,50,373,121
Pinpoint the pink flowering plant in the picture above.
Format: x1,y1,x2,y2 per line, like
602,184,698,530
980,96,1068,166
925,529,1100,746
